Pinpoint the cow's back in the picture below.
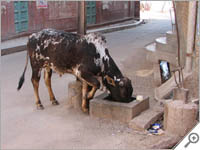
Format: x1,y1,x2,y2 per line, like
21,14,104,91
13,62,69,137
28,28,81,55
27,29,102,75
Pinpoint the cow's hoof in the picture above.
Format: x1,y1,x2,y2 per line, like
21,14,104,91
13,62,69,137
82,107,89,113
37,104,44,110
52,100,59,105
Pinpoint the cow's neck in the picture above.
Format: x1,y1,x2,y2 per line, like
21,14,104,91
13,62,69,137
103,68,123,80
102,55,123,81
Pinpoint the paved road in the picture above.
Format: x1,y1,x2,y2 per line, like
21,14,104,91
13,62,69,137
1,20,171,149
106,19,171,61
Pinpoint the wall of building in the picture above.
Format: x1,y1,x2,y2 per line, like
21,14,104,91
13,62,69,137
96,1,133,24
1,1,78,41
175,2,190,66
1,1,15,40
1,1,138,41
175,1,198,71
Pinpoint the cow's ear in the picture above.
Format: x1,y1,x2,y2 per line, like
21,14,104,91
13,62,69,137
105,75,116,87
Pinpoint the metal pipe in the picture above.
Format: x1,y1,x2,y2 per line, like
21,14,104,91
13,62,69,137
193,1,198,54
172,1,181,67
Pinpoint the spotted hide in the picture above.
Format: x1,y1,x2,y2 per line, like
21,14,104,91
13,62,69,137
17,29,133,112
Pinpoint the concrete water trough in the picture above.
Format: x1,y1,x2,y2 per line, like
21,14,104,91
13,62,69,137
90,93,150,123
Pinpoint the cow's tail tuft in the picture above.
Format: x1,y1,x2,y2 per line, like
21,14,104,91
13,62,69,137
17,51,29,91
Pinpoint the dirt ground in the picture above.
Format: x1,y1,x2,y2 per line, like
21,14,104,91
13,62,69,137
1,48,167,150
2,20,192,149
1,48,173,150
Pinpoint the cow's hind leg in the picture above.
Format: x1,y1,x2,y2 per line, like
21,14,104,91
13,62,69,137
44,68,59,105
31,68,44,110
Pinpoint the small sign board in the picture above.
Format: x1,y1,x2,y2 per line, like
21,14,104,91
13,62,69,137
159,60,171,83
36,0,48,9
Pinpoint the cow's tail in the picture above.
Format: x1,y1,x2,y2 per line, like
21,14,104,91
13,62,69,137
17,51,29,90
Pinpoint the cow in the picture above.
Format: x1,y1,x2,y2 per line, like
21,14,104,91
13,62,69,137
17,29,133,112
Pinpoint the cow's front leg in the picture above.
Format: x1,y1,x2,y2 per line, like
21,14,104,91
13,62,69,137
80,71,100,100
87,86,97,100
81,81,88,113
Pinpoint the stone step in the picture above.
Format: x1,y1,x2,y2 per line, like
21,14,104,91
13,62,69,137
146,51,155,63
145,43,156,63
146,50,177,66
166,31,178,53
166,31,177,42
155,37,176,54
156,36,167,45
145,42,156,52
129,104,164,131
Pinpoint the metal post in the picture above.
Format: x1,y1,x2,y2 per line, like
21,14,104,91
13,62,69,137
77,1,86,35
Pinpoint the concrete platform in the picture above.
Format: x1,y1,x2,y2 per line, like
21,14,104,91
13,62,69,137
90,93,149,123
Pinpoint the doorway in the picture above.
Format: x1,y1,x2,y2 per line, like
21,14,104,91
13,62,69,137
14,1,29,33
86,1,96,25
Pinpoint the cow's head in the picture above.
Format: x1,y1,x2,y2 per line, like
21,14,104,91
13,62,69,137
104,76,133,102
84,32,133,102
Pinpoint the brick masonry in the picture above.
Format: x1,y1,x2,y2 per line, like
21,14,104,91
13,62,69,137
1,1,78,40
1,1,138,41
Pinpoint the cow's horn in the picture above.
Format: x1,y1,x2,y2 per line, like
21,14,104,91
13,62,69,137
119,81,124,87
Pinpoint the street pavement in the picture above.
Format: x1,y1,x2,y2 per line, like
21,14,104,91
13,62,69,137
1,19,171,149
105,19,171,62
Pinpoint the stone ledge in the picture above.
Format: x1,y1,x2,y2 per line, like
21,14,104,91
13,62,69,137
1,45,27,56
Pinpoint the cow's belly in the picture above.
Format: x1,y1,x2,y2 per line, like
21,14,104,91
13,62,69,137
49,61,81,78
30,46,101,78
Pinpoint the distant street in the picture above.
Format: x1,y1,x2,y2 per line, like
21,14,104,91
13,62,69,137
105,20,171,62
1,19,171,149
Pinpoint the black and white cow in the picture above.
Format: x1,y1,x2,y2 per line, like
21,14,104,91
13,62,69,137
17,29,133,112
